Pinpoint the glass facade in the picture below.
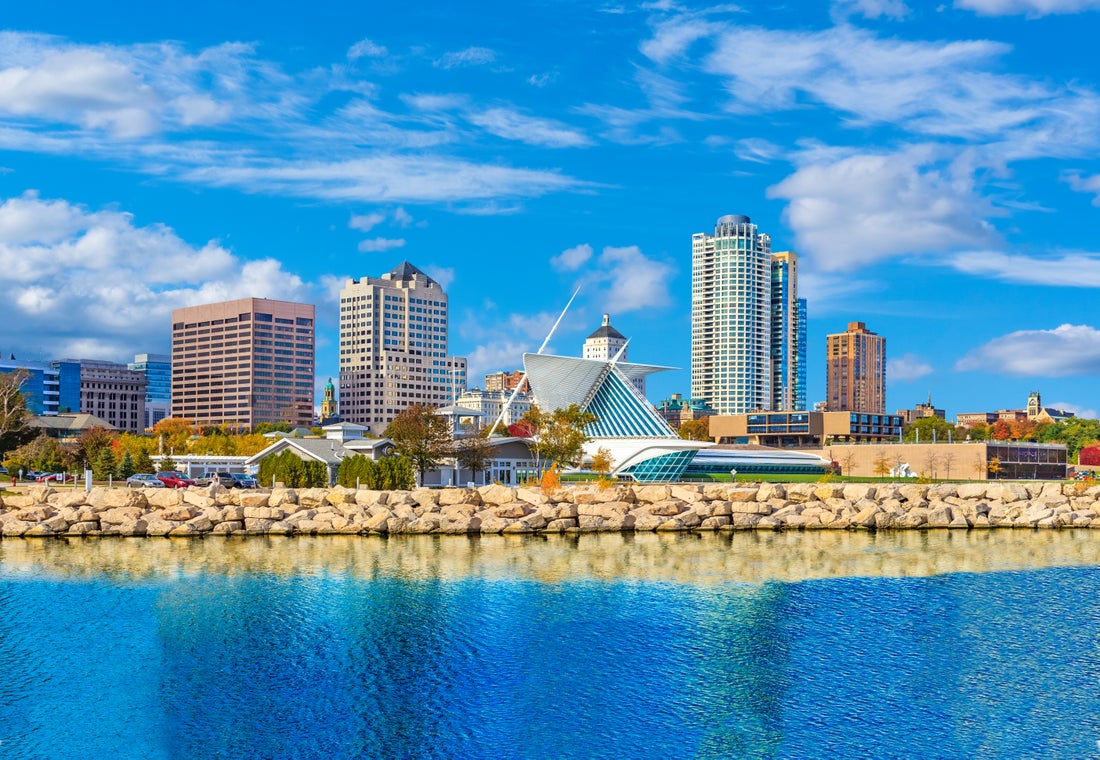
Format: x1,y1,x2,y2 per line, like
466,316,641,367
620,450,698,482
586,369,672,438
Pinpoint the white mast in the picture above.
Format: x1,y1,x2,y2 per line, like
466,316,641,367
487,287,580,437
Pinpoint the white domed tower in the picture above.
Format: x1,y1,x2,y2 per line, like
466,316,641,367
583,314,644,396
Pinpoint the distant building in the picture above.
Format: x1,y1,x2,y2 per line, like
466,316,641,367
171,297,316,429
957,391,1074,428
1026,391,1075,423
129,352,170,429
0,358,80,416
456,388,532,430
823,440,1067,480
826,321,886,414
710,410,903,447
338,261,467,433
75,359,147,433
897,394,945,425
655,393,716,430
484,370,530,394
583,314,644,395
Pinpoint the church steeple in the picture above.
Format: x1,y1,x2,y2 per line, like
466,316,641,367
321,377,338,421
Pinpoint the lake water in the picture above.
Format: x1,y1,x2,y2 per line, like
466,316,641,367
2,531,1100,759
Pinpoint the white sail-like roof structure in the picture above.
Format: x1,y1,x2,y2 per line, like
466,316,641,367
523,352,710,481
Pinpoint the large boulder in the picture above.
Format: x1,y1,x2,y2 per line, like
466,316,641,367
478,484,517,505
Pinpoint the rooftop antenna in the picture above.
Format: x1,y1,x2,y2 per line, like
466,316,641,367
487,286,580,437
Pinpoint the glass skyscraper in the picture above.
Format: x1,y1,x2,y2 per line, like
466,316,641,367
129,353,171,428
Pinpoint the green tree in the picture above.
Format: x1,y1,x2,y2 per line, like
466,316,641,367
0,369,35,457
253,422,292,436
384,404,453,486
966,423,990,441
159,454,177,472
258,450,327,487
116,451,136,479
134,449,155,474
518,403,596,473
74,426,118,470
5,434,64,475
93,447,118,481
903,416,960,443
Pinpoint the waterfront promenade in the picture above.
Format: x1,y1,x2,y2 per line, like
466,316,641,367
2,481,1099,537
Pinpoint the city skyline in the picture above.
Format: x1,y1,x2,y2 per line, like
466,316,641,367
0,2,1098,419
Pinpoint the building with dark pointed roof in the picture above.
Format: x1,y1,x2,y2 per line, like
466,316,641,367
338,261,467,433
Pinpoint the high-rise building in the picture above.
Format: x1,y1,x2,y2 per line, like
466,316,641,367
76,359,147,433
171,298,316,429
0,358,80,416
338,261,467,433
691,214,771,414
770,251,807,412
693,214,805,415
583,314,644,396
129,352,170,429
826,321,886,414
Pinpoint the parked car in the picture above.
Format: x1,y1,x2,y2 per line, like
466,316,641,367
36,472,75,483
231,472,259,489
195,471,235,488
156,471,196,488
0,466,7,476
126,473,165,488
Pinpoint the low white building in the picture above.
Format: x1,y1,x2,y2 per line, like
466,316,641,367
455,388,532,431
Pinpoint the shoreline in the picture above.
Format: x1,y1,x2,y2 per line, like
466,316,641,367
2,481,1099,538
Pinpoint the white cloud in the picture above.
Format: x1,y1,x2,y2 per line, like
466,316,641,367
586,245,676,314
0,191,308,361
639,18,1100,154
349,211,385,232
734,138,783,164
468,107,593,148
955,0,1100,16
527,72,555,87
1048,401,1098,419
551,243,594,272
768,145,999,270
434,47,497,70
888,353,934,382
392,207,414,227
0,33,590,209
955,324,1100,376
949,249,1100,287
832,0,910,19
181,155,586,203
1063,171,1100,205
348,38,388,60
357,237,406,252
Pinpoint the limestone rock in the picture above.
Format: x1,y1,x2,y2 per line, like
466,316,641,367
441,488,481,506
478,484,517,505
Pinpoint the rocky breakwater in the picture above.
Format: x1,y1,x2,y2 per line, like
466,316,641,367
2,481,1100,538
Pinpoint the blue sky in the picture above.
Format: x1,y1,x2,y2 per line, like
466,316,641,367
2,0,1100,420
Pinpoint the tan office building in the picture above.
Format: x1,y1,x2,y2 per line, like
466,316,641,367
338,262,467,433
77,359,147,433
826,321,886,414
171,298,316,429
